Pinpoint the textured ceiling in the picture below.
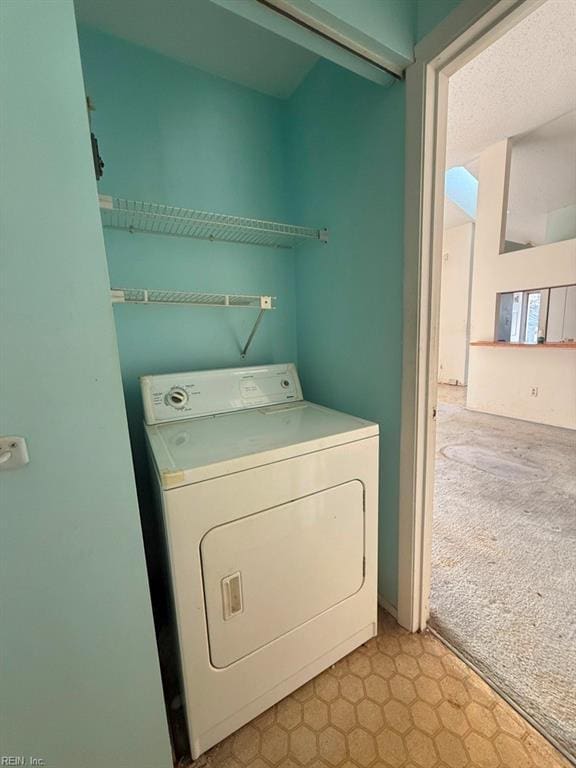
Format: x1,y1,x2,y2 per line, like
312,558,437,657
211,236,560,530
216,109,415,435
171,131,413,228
446,0,576,243
447,0,576,168
74,0,318,99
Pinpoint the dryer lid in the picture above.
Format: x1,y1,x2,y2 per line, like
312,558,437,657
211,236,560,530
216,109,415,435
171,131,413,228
145,400,378,489
141,363,302,425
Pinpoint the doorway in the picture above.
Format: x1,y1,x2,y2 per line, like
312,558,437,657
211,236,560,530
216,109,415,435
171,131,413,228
398,0,576,762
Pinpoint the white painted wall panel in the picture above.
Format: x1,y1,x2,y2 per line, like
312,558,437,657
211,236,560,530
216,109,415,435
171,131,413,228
547,285,576,342
467,139,576,428
438,223,474,384
467,347,576,429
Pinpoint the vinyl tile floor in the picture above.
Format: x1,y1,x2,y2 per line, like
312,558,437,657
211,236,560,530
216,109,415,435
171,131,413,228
198,610,570,768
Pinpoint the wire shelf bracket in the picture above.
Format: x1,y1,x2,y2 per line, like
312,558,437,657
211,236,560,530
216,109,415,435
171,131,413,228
100,195,328,250
111,288,275,358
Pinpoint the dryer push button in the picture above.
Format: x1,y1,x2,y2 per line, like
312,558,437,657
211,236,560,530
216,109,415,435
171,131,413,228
222,572,243,620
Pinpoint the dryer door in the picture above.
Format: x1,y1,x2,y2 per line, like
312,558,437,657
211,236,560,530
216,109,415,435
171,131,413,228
200,480,365,668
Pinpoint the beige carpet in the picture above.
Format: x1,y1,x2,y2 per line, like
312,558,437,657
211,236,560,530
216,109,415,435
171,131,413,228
431,386,576,759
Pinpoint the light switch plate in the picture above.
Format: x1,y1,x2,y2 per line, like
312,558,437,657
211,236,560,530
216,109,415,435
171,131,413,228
0,436,30,470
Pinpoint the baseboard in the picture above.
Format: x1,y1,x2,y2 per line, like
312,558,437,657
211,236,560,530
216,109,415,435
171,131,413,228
377,594,398,618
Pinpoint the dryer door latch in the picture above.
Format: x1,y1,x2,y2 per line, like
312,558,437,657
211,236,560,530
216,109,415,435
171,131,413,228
222,572,243,620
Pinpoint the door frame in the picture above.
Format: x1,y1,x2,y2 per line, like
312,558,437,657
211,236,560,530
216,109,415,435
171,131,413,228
397,0,545,632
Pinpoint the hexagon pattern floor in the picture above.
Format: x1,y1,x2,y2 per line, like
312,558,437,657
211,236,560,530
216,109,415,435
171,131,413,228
198,611,570,768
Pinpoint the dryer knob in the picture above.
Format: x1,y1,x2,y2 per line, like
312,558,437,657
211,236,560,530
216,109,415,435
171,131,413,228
166,387,188,408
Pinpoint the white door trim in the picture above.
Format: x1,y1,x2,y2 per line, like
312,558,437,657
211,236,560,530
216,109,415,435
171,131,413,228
397,0,545,632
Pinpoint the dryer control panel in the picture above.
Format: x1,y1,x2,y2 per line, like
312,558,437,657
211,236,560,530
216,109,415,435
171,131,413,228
141,363,303,424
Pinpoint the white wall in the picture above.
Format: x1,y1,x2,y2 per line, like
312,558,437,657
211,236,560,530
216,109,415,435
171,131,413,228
472,239,576,339
547,285,576,342
467,347,576,429
546,203,576,244
467,139,576,429
438,223,474,384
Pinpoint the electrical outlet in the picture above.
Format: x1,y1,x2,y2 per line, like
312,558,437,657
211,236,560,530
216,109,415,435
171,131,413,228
0,436,29,470
530,386,539,397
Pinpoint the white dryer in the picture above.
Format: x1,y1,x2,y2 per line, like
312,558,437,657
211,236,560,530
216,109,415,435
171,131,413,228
142,363,379,759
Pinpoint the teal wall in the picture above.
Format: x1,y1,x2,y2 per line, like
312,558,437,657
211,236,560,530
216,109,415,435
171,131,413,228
307,0,415,64
211,0,398,86
78,0,463,612
308,0,464,53
415,0,464,40
288,60,405,603
0,3,171,767
286,0,465,606
78,30,297,405
213,0,465,83
1,0,469,763
78,28,297,568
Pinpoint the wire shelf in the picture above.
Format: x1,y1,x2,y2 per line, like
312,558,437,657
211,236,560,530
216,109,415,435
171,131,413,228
110,288,275,358
111,288,274,309
99,195,328,249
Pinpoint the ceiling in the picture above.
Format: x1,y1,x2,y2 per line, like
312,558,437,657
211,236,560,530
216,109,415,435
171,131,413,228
74,0,318,99
447,0,576,168
445,0,576,243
